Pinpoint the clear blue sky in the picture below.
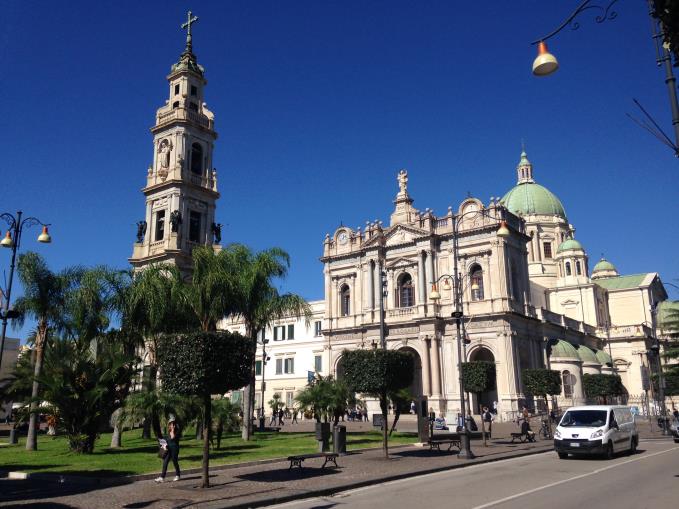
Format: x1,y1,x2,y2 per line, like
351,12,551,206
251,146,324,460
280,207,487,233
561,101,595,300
1,1,678,340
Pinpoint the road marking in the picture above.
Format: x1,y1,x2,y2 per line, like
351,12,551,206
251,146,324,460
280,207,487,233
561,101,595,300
267,451,555,508
471,445,679,509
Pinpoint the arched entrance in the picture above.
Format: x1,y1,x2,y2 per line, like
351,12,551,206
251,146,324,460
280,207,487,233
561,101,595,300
469,347,498,414
396,346,423,413
335,356,346,380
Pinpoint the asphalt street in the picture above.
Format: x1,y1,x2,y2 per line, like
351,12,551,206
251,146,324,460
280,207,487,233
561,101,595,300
267,440,679,509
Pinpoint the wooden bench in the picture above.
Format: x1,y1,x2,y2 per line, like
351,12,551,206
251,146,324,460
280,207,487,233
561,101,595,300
287,452,339,470
510,431,536,443
428,439,461,452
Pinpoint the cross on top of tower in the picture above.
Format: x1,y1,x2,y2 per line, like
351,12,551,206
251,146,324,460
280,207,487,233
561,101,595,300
181,11,199,52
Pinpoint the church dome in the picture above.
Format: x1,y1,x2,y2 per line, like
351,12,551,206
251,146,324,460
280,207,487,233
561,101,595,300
592,258,616,273
500,150,567,220
595,349,612,367
576,345,599,364
501,183,567,219
550,339,579,359
557,238,584,253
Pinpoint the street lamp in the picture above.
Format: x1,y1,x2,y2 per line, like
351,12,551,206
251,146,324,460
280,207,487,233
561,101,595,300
530,0,679,157
258,336,270,432
0,211,52,370
428,206,510,459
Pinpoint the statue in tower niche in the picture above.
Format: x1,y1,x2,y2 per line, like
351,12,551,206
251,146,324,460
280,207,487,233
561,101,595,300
158,139,173,181
170,210,182,233
136,221,147,243
211,222,222,244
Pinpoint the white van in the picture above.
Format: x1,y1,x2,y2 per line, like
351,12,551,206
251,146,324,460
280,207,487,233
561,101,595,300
554,405,638,459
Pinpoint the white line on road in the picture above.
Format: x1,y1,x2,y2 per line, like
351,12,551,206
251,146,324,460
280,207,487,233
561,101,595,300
471,445,679,509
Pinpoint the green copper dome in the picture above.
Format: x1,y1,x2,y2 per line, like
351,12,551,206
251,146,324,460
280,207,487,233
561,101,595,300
557,239,584,253
593,258,616,273
576,345,599,364
595,349,612,367
501,182,567,219
550,340,579,359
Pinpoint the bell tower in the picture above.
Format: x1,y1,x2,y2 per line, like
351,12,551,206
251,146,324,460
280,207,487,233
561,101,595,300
130,11,221,274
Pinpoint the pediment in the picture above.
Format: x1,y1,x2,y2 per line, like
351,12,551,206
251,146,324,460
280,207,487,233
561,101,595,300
385,256,418,269
384,224,427,247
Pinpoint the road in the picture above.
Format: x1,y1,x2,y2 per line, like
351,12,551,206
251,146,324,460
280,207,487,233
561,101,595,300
267,440,679,509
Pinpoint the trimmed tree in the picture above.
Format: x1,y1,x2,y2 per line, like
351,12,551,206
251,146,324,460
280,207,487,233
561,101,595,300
521,369,562,438
157,331,254,488
582,373,625,404
341,349,414,458
461,361,496,445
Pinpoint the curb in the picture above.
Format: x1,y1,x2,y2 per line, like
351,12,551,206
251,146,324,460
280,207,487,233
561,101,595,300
178,444,555,509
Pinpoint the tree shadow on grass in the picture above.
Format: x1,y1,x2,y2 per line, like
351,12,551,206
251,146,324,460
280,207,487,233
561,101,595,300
393,449,457,458
0,477,129,504
237,468,341,483
1,464,62,473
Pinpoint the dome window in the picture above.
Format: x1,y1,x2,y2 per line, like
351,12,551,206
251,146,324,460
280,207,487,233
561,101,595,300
565,262,572,276
576,261,582,276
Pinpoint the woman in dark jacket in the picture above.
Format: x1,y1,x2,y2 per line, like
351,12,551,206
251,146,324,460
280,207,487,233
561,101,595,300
155,418,181,482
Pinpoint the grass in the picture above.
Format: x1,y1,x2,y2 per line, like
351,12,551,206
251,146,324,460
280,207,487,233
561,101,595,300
0,428,417,476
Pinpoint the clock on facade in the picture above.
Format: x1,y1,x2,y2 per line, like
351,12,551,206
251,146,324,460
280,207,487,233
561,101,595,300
338,231,348,245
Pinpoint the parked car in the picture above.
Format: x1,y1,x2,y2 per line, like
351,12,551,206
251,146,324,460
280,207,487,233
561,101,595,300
553,405,638,459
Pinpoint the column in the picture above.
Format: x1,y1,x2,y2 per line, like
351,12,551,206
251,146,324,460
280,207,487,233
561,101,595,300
425,250,435,297
431,336,442,396
421,337,432,396
374,261,381,312
325,271,333,319
418,252,426,305
369,260,375,310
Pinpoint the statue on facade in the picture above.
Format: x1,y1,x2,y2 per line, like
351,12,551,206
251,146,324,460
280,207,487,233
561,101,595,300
170,210,182,233
158,139,172,169
398,169,408,194
136,221,147,243
211,222,222,244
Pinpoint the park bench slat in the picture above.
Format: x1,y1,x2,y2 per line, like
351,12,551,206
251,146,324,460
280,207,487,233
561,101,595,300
287,452,339,470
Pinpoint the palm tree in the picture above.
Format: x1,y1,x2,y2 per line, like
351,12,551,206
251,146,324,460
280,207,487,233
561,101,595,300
12,252,73,451
223,244,311,440
212,396,239,449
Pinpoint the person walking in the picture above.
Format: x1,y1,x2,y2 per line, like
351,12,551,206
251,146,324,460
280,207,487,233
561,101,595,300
292,407,299,424
269,409,277,426
155,418,181,483
482,406,493,438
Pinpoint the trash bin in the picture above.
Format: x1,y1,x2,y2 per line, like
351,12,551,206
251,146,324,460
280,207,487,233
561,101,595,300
333,425,347,455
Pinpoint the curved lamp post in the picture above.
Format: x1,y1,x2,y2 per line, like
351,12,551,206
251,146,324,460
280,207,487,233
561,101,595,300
530,0,619,76
258,336,270,432
428,206,510,459
0,211,52,370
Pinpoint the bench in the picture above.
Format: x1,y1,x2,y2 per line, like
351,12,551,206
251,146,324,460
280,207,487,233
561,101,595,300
510,431,536,443
287,452,339,470
428,439,461,452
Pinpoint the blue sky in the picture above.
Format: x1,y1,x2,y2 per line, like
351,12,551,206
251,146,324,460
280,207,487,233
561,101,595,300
1,1,678,340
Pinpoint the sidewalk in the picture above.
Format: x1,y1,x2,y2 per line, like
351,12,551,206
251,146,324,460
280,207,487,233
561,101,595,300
0,435,554,509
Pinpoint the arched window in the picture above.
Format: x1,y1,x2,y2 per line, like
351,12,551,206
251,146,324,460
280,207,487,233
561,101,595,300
470,264,484,301
576,261,582,275
562,370,574,398
190,142,203,175
565,261,572,276
340,285,351,316
397,273,414,308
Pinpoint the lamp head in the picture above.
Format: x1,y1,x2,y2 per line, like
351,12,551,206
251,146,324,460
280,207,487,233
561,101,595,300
471,280,480,291
1,231,13,248
532,41,559,77
429,284,441,302
442,278,452,291
37,226,51,243
497,220,510,238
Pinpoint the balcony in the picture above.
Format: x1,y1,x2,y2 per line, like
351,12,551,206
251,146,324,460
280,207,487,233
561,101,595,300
156,107,213,130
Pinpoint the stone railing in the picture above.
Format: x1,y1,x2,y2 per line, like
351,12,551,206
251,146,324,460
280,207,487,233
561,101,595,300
148,240,166,256
387,307,415,318
156,107,213,130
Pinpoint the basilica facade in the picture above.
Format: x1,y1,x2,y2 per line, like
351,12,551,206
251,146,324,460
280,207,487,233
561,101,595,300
133,16,676,422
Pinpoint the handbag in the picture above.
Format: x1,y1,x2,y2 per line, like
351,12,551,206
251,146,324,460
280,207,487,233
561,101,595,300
158,446,169,459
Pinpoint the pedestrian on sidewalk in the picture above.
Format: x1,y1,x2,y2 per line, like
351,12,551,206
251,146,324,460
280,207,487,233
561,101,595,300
278,408,285,426
270,410,277,426
482,406,493,438
292,407,299,424
155,417,181,483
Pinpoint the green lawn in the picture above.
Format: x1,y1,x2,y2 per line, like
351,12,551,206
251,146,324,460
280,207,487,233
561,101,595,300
0,429,417,476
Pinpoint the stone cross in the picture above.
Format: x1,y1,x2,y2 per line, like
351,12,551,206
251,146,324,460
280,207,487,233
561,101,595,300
181,11,199,51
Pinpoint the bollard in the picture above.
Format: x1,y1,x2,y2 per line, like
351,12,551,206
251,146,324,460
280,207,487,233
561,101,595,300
333,425,347,455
